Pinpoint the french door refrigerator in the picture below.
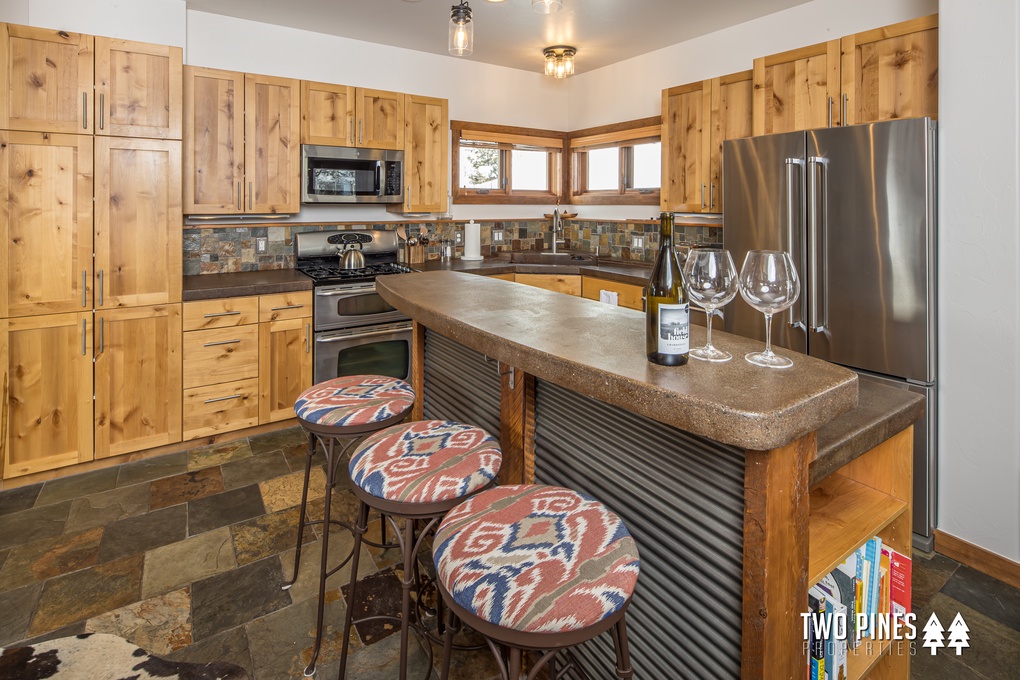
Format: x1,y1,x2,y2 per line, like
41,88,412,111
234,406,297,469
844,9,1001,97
722,117,937,551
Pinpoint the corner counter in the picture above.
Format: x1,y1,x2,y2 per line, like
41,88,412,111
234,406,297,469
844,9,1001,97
378,270,921,680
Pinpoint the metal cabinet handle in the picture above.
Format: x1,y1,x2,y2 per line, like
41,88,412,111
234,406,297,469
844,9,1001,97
305,323,311,353
204,394,241,404
82,270,88,307
405,186,410,211
98,270,104,306
98,317,104,354
237,181,242,210
204,310,241,318
248,182,253,211
709,183,716,210
807,156,827,334
359,119,364,145
842,93,848,127
701,184,707,209
349,117,354,145
271,304,304,311
83,92,88,129
99,93,104,130
785,158,806,330
827,96,834,127
82,319,87,355
203,339,241,347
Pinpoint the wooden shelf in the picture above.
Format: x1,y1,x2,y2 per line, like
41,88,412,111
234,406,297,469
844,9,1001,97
847,639,891,680
808,474,908,585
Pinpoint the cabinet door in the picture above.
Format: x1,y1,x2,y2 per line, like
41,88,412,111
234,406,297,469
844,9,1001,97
259,317,312,424
94,304,182,458
94,137,182,308
841,14,938,126
183,66,244,214
301,80,355,146
0,132,94,318
753,40,841,135
403,94,448,213
356,87,404,150
514,274,581,296
1,313,93,479
660,81,710,212
0,24,93,134
707,70,754,213
95,37,182,139
245,74,300,214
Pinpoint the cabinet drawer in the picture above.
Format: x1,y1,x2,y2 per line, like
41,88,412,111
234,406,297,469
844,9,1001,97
183,297,259,331
183,324,259,388
260,291,312,323
183,377,259,440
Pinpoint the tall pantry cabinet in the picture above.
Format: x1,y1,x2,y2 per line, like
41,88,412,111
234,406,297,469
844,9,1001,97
0,23,183,479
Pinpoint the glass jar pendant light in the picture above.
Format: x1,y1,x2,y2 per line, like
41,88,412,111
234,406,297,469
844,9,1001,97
449,1,473,56
543,46,576,78
532,0,563,14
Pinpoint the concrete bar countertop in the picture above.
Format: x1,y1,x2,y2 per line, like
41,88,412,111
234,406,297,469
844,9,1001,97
378,269,859,451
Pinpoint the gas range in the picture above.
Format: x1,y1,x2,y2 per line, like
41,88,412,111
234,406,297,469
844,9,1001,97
294,229,414,285
295,261,415,285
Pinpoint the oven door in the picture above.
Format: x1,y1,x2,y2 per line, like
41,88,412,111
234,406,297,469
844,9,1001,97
313,322,413,384
314,283,408,331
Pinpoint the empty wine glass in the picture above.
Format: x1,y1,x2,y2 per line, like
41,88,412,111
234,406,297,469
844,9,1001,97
684,248,738,362
738,250,801,369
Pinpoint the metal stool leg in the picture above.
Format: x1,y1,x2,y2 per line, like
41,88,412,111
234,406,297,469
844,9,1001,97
507,647,523,680
439,607,458,680
398,517,417,680
283,432,316,589
611,616,634,680
338,500,369,680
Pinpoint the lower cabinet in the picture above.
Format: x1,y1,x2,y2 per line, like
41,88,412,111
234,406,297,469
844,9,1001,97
514,274,582,296
258,292,313,425
580,277,645,311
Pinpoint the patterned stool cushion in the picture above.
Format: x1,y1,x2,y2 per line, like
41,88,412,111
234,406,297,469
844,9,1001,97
433,484,640,634
349,420,502,504
294,375,414,427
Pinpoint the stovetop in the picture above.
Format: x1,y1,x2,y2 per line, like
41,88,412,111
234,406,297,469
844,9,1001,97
295,260,415,284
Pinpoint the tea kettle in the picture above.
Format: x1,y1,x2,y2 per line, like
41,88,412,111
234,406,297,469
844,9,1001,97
339,242,365,269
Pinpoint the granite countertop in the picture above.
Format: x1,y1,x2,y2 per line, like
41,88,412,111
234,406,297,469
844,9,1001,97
182,270,313,301
378,270,859,451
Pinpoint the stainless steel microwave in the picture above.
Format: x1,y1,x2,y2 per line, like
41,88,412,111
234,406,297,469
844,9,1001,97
301,145,403,204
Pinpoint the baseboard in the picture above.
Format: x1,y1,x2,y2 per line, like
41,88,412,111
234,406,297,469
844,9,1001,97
935,529,1020,591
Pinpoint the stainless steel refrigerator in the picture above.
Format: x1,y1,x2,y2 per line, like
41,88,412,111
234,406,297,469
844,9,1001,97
722,117,937,551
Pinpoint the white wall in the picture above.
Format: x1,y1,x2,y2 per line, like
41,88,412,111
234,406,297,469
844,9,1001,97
937,0,1020,562
24,0,185,47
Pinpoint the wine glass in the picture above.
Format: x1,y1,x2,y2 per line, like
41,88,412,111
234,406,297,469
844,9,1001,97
684,249,738,362
738,250,801,369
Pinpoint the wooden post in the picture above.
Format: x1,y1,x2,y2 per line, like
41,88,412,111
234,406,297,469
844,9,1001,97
498,365,531,486
742,433,814,679
410,321,425,421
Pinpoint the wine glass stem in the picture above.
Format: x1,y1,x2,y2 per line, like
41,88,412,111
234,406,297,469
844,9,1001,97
763,313,774,356
704,307,714,349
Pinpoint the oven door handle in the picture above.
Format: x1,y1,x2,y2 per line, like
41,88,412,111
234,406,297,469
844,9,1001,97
315,329,406,343
315,289,375,298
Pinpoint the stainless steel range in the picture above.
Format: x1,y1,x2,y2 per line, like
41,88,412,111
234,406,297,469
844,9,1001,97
294,229,414,383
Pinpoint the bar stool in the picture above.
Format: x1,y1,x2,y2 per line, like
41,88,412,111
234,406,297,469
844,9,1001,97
286,375,416,676
433,484,641,680
338,419,503,680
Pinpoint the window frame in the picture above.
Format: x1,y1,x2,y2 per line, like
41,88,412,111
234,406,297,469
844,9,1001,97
567,116,662,206
452,121,566,205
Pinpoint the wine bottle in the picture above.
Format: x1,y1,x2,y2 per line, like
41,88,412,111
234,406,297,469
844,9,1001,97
645,212,690,366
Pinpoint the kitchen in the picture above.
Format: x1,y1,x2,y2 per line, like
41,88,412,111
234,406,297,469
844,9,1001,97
0,1,1018,679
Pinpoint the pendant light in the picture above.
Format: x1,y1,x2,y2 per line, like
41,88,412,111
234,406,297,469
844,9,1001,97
449,1,473,56
543,46,576,78
532,0,563,14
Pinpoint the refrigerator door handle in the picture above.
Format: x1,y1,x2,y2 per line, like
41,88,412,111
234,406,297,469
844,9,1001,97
785,158,806,330
807,156,828,333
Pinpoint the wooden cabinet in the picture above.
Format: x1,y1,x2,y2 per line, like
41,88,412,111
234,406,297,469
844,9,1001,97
259,292,312,424
95,137,182,308
401,94,449,213
661,71,752,213
841,14,938,125
94,37,182,139
183,67,300,215
94,304,182,459
0,131,94,318
0,24,94,134
515,274,582,296
183,324,260,389
356,87,404,150
486,273,516,282
301,80,355,146
1,312,94,478
753,40,842,135
581,277,644,311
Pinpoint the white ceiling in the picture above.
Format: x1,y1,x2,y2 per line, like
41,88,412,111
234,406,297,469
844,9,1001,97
185,0,810,75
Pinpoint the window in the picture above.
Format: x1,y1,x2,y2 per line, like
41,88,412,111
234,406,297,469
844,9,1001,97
569,117,662,205
452,121,565,204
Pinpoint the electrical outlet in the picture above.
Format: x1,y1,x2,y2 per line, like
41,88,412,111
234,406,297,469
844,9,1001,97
455,230,464,245
492,229,504,244
256,237,268,254
631,235,644,249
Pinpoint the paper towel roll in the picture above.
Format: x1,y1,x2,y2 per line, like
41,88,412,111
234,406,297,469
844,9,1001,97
462,220,483,260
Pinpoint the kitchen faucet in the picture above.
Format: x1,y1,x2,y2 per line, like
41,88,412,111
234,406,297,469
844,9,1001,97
550,207,564,254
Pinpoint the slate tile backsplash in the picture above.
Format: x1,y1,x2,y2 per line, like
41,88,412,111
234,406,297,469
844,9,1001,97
183,219,723,274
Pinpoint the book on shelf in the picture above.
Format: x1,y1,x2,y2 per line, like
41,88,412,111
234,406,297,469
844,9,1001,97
832,554,862,649
880,546,892,615
808,586,827,680
817,574,848,680
890,548,913,617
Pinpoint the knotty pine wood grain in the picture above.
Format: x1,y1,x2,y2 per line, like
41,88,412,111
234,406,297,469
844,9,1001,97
183,66,245,214
301,80,355,146
95,37,182,139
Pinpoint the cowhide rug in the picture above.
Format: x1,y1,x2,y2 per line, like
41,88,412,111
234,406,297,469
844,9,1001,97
0,633,249,679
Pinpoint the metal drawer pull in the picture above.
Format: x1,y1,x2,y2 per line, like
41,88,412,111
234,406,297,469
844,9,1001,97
271,304,304,311
204,311,241,318
203,339,241,347
204,394,242,404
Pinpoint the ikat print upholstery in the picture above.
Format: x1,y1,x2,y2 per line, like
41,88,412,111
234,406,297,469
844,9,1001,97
348,420,502,504
433,484,640,634
293,375,414,427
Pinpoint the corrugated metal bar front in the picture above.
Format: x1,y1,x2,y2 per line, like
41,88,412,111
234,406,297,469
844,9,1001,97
533,380,745,680
422,329,502,439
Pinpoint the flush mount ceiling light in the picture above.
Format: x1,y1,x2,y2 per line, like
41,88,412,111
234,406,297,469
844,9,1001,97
543,46,576,78
532,0,563,14
449,1,473,56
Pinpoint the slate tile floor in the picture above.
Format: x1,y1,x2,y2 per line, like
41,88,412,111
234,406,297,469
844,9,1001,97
0,426,1017,679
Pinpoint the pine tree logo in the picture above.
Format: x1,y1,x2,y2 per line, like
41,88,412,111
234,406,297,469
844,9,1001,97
922,612,945,655
947,613,971,654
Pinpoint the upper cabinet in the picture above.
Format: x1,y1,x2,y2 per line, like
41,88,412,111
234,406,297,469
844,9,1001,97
841,14,938,125
753,40,842,135
661,70,752,213
183,66,300,214
401,94,448,213
301,80,355,146
95,37,182,139
0,25,181,139
357,88,404,150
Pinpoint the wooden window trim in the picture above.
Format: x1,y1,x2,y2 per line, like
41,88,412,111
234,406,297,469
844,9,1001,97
567,116,661,206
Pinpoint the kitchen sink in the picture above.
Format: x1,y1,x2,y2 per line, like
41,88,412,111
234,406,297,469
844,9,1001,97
508,252,598,265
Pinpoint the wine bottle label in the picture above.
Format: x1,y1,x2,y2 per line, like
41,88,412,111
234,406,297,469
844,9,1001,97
657,303,690,355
